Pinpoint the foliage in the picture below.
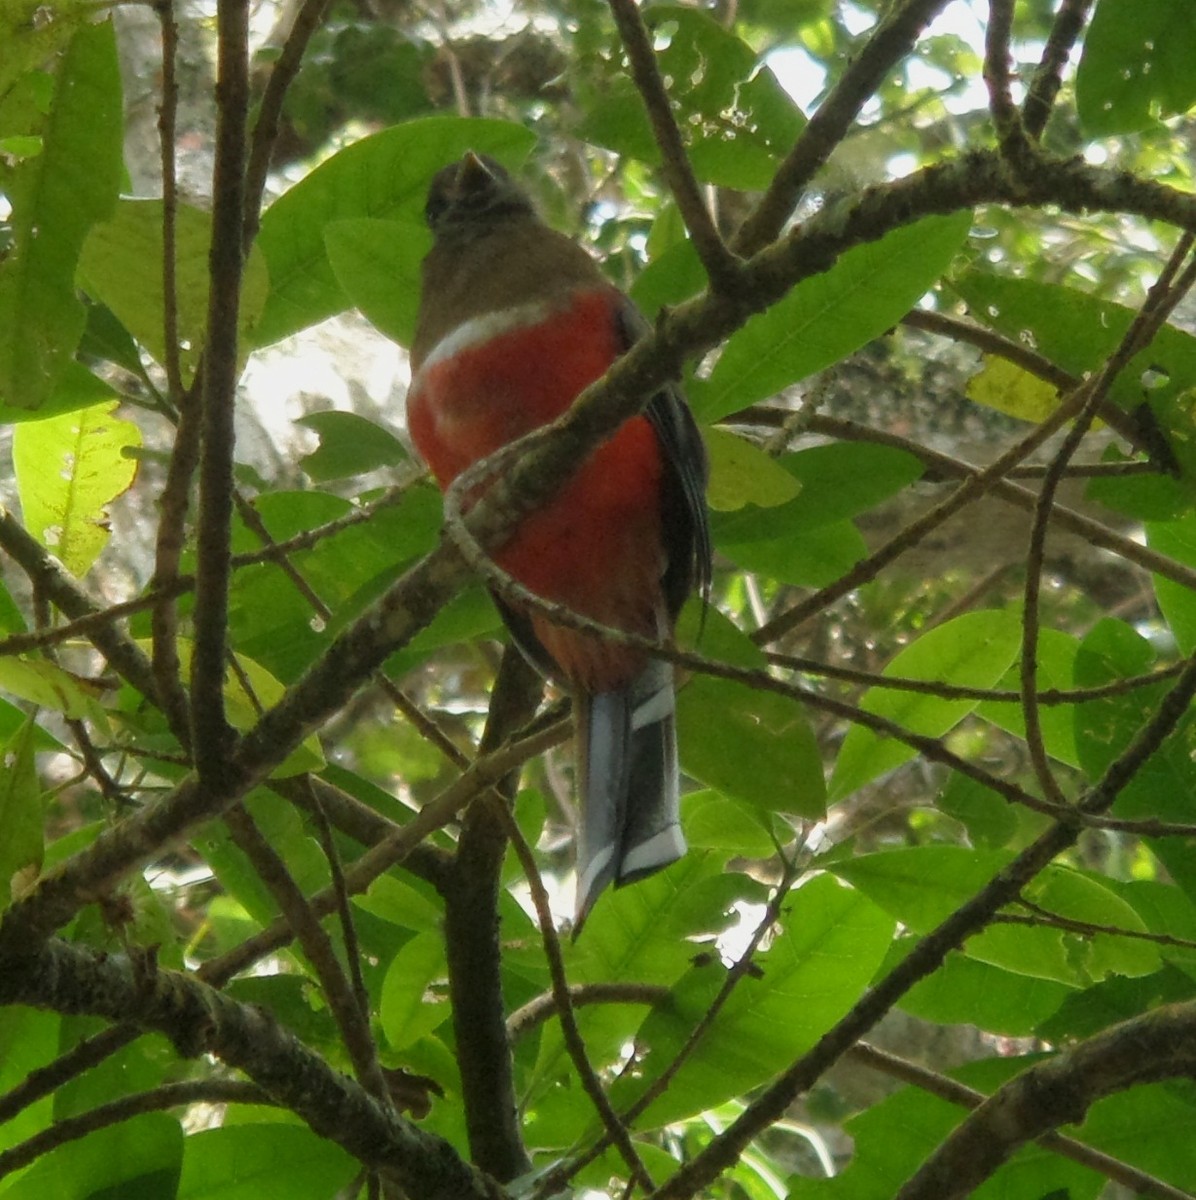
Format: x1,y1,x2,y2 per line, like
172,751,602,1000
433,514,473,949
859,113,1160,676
3,0,1196,1197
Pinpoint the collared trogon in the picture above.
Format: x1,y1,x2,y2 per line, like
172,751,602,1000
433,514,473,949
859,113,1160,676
407,152,711,925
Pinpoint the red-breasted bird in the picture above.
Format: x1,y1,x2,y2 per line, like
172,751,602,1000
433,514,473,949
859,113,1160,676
407,153,711,925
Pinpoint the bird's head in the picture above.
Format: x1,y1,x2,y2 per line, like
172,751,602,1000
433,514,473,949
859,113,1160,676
424,152,537,240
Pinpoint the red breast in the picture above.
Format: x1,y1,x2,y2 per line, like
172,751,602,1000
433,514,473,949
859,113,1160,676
408,276,668,693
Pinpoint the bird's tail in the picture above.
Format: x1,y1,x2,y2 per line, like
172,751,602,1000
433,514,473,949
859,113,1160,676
574,658,686,928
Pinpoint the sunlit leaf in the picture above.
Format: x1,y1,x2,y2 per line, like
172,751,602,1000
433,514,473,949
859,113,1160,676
78,198,270,381
704,426,801,511
12,400,140,575
829,609,1021,800
697,212,971,421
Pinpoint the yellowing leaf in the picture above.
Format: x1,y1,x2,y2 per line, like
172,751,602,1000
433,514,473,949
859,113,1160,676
703,426,801,512
13,401,140,575
966,356,1062,423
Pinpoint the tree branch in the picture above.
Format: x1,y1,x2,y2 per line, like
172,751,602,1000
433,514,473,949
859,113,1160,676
894,1002,1196,1200
191,0,250,782
0,940,502,1200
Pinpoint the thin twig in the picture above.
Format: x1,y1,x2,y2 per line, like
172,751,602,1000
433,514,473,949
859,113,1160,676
0,1080,270,1179
732,0,951,255
500,804,656,1196
223,803,393,1108
242,0,336,249
606,0,739,290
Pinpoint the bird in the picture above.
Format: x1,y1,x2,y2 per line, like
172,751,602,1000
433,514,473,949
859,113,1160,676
406,152,711,926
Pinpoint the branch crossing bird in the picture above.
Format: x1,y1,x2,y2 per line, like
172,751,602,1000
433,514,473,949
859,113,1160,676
407,152,711,926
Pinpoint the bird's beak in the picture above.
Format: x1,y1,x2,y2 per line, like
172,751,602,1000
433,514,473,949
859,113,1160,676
454,150,494,196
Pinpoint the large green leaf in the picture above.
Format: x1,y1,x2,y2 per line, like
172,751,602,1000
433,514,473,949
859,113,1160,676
975,626,1081,767
177,1124,356,1200
609,875,894,1130
1076,0,1196,135
678,675,825,819
897,948,1072,1036
711,441,922,585
577,7,804,189
12,400,140,576
1074,618,1196,906
78,199,270,381
0,20,122,409
829,608,1021,800
703,427,802,512
0,1006,59,1152
0,1113,182,1200
324,217,428,349
953,271,1196,478
694,211,971,421
380,932,451,1051
254,117,534,346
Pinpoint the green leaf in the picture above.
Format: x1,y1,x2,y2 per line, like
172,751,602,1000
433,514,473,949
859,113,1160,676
380,932,451,1050
0,716,43,909
577,7,803,189
297,410,408,481
78,198,270,381
254,117,535,346
898,949,1072,1036
1026,867,1161,981
0,1113,182,1200
697,211,971,421
1073,619,1196,907
572,853,755,987
12,400,140,576
678,676,826,819
976,626,1081,767
683,789,775,857
831,844,1012,932
0,359,117,427
0,657,103,721
0,20,122,409
1076,0,1196,135
177,1124,356,1200
324,217,429,348
829,609,1021,800
191,789,328,931
796,1058,1099,1200
953,272,1196,477
703,427,801,511
833,847,1089,984
0,1006,59,1151
1079,1081,1196,1194
936,771,1018,850
966,355,1061,423
716,516,867,587
1147,512,1196,654
611,875,893,1130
